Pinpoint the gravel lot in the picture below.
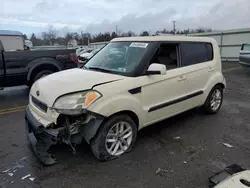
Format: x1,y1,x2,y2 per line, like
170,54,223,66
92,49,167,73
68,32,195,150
1,62,250,188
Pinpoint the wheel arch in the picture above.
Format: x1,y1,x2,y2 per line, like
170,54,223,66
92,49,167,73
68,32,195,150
102,110,139,129
203,72,226,99
83,110,139,144
27,57,62,82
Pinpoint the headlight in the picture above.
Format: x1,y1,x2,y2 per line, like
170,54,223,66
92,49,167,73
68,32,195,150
53,91,101,115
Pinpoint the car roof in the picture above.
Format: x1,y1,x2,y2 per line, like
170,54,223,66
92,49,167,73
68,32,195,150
0,30,23,36
111,36,215,43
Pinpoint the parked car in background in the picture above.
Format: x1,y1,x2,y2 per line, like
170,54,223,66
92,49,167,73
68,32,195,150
25,40,33,49
76,46,89,56
239,43,250,67
78,49,100,67
79,48,100,59
25,36,226,165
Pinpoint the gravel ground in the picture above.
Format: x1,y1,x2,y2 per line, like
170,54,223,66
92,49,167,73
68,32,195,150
1,62,250,188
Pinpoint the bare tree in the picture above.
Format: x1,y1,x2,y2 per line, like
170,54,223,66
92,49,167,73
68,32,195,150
42,26,57,45
65,32,73,44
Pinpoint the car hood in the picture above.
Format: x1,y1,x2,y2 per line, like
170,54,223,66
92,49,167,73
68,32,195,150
80,52,92,57
30,68,124,107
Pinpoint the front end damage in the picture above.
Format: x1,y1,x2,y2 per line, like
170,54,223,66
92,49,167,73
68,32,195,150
25,106,105,165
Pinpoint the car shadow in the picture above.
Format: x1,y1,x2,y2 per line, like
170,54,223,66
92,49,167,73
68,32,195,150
47,107,205,168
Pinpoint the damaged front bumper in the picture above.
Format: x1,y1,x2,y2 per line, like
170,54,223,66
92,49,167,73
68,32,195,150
25,105,105,166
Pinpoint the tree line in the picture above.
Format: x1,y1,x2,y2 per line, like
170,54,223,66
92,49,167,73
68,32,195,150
26,26,212,46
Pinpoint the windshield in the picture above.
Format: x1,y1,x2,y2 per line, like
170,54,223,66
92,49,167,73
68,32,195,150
85,41,150,76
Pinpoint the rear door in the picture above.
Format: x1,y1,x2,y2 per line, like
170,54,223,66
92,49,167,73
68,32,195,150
178,42,214,108
0,42,5,88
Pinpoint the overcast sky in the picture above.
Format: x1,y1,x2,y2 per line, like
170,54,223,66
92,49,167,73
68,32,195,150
1,0,250,36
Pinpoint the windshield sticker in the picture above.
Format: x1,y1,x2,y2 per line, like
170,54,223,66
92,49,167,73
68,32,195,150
118,67,127,72
129,42,148,48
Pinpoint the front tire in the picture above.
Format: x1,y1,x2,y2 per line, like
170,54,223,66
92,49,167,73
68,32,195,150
90,114,137,161
202,85,223,114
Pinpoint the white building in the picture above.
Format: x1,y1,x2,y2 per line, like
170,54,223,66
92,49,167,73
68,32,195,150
89,28,250,61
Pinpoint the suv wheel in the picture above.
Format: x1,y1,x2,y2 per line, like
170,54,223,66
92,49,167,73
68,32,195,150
90,114,137,161
203,85,223,114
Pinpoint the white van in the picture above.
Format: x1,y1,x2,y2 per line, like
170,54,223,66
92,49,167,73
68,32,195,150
25,36,226,165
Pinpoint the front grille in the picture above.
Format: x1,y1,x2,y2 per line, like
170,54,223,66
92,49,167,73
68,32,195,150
32,96,48,113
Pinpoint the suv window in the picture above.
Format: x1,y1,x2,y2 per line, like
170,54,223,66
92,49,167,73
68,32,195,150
181,42,213,67
150,43,179,70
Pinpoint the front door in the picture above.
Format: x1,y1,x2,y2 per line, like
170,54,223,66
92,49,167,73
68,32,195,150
139,43,189,127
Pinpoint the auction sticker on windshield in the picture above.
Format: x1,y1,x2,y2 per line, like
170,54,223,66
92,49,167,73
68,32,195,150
129,42,148,48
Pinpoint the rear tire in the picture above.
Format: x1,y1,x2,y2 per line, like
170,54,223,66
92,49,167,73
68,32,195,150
90,114,137,161
202,85,223,114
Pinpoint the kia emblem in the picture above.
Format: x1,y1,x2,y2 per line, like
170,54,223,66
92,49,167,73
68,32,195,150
36,90,40,96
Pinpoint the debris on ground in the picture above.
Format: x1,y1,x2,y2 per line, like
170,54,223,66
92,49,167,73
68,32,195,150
11,181,14,184
173,136,181,140
20,156,28,161
223,143,234,148
8,173,13,177
183,161,187,164
29,177,35,181
156,168,168,176
21,174,31,180
2,168,11,173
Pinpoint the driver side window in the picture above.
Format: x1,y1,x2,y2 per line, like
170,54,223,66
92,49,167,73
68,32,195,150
150,43,180,70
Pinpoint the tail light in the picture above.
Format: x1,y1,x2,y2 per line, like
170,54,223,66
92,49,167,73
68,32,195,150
70,53,79,63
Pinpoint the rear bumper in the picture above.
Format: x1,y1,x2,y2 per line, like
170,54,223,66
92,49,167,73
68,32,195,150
239,61,250,67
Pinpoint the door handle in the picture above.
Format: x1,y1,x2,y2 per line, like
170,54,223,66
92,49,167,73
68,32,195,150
177,75,186,81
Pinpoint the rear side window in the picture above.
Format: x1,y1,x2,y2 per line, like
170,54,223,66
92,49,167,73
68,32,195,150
181,42,213,67
242,44,250,51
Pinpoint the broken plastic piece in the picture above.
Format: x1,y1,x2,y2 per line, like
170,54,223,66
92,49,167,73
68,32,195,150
8,173,13,177
21,174,31,180
2,168,10,173
29,177,35,181
209,164,246,187
223,143,234,148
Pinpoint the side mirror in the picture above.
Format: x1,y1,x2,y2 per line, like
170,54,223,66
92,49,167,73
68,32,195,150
146,63,167,75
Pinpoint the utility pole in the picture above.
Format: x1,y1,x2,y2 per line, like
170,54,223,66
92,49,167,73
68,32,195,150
116,25,118,36
81,30,83,45
172,21,176,35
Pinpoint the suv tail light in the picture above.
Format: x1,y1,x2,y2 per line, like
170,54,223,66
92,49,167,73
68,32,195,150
70,53,79,63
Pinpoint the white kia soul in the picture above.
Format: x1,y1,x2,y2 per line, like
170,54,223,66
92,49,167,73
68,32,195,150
25,36,226,165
